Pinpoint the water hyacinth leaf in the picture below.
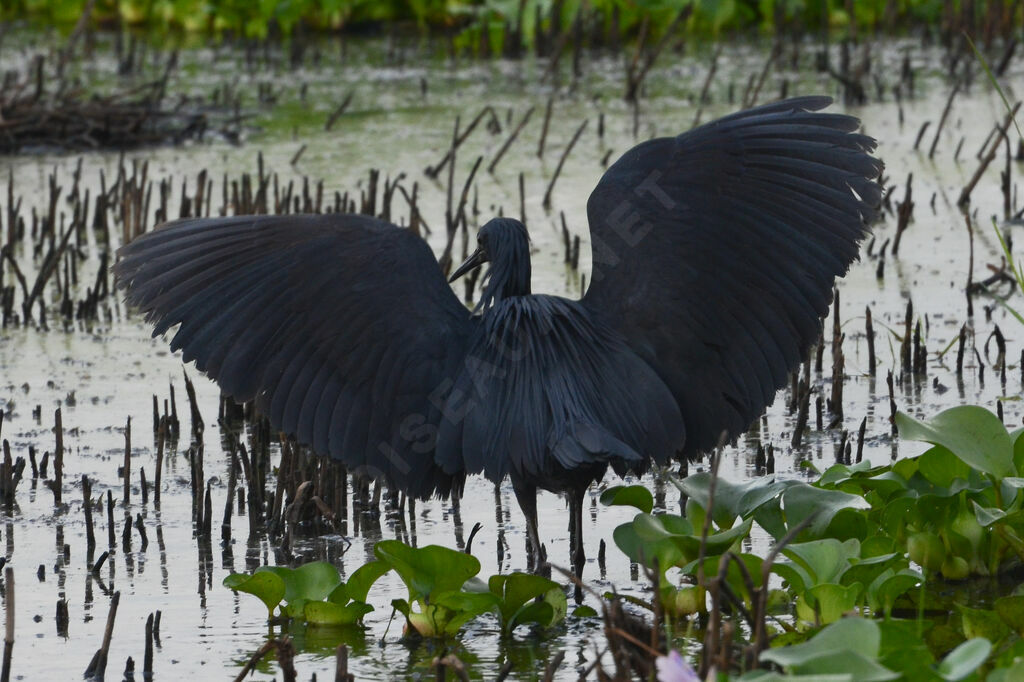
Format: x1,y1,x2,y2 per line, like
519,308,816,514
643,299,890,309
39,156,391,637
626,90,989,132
895,407,1015,480
670,517,753,560
282,598,309,619
374,541,480,601
868,569,922,617
599,485,654,513
691,553,763,604
754,498,788,540
877,619,935,678
917,445,972,489
935,638,992,681
488,573,566,631
772,560,813,596
783,539,859,584
259,561,342,605
433,590,500,619
739,673,852,681
346,559,392,603
956,604,1011,643
989,661,1024,682
1013,428,1024,472
674,474,788,527
803,583,863,624
327,583,349,605
223,571,286,617
304,600,373,626
995,596,1024,635
782,484,869,539
842,552,901,589
612,521,685,573
824,507,869,541
764,616,881,663
785,650,898,680
973,501,1007,527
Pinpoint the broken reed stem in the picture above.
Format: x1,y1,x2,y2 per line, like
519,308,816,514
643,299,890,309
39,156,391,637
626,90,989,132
537,97,553,158
336,644,354,682
106,490,115,549
182,371,204,440
154,417,165,507
144,613,153,676
123,416,131,506
959,101,1022,206
53,408,63,505
83,475,95,553
1,567,12,682
543,119,588,209
865,306,876,374
488,106,535,174
85,591,119,680
928,80,960,159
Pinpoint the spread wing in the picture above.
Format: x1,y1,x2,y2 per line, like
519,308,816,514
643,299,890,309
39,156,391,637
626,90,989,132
582,96,882,457
114,214,473,497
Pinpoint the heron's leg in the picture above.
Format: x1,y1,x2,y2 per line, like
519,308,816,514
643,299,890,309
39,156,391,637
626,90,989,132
512,481,544,573
567,484,587,604
567,485,586,577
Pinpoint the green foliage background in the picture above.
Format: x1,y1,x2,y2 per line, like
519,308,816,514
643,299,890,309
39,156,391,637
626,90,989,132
2,0,1016,40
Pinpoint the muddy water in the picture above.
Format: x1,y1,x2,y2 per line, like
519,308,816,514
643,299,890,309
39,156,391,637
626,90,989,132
1,34,1023,679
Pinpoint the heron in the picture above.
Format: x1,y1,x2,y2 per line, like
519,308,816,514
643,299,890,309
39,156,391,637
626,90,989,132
113,96,882,574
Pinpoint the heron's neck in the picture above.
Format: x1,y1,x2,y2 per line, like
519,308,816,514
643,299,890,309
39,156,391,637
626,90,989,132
480,252,531,310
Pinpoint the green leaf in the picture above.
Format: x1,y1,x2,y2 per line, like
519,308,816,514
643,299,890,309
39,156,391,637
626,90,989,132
572,605,598,618
259,561,342,606
896,407,1015,480
674,474,789,527
936,638,991,681
877,619,936,679
304,600,373,626
374,541,480,601
761,618,898,680
867,569,922,617
761,617,881,666
805,583,863,624
783,483,870,539
782,539,860,584
612,519,685,573
995,595,1024,636
599,485,653,513
327,583,349,605
488,573,565,631
917,446,973,489
956,604,1010,643
670,517,753,561
1012,428,1024,473
346,559,392,603
223,571,286,618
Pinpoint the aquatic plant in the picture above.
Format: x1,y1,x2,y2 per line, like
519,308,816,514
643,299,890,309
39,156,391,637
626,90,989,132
223,561,374,625
601,405,1024,679
224,540,568,639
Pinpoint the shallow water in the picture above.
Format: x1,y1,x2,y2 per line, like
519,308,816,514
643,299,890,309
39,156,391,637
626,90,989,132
1,32,1023,679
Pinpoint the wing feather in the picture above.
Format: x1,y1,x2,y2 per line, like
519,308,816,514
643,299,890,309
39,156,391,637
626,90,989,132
114,213,473,497
583,96,882,457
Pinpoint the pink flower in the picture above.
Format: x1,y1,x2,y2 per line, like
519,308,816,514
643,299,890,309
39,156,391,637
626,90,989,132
656,650,699,682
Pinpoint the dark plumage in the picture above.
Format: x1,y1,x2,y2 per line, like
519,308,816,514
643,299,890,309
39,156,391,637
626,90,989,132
114,96,882,573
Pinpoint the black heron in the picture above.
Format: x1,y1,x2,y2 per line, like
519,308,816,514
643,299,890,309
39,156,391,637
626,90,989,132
113,96,882,573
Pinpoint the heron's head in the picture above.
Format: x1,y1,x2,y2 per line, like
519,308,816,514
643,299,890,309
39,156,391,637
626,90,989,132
449,217,531,309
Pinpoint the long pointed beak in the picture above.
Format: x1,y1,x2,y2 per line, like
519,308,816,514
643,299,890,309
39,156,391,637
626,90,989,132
449,247,487,282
